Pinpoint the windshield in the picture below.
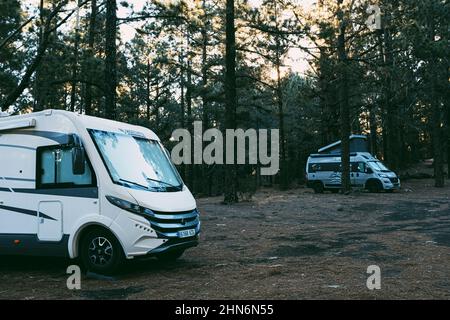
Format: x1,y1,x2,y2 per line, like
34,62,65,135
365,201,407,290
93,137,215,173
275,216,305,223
89,129,183,192
368,161,390,172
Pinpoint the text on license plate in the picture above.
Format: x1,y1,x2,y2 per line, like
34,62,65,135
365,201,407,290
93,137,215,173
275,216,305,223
178,229,196,238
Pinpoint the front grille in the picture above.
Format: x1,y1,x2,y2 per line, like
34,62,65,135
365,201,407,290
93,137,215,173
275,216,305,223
142,208,200,238
389,177,399,184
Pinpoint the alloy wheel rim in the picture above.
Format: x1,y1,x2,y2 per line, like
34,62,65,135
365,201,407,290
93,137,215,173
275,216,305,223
88,236,113,266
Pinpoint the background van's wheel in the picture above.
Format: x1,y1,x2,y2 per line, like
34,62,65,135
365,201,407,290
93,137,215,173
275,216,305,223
156,249,185,262
80,228,124,275
366,180,382,193
313,181,324,194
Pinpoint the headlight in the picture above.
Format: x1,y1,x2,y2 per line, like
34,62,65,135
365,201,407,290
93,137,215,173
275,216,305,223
378,174,387,178
106,195,143,214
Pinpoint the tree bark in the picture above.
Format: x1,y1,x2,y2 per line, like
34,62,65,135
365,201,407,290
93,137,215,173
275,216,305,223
186,51,194,190
428,13,444,187
223,0,238,203
104,0,117,120
200,0,209,195
146,59,151,121
84,0,97,116
447,92,450,177
179,53,186,181
274,1,287,190
383,24,400,171
70,16,80,112
33,0,46,112
369,104,378,156
337,0,351,193
201,0,209,127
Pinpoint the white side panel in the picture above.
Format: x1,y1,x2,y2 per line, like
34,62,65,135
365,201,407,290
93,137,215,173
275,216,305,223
0,206,37,234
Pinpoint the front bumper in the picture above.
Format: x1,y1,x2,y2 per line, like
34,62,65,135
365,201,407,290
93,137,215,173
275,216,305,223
146,236,199,256
381,178,401,190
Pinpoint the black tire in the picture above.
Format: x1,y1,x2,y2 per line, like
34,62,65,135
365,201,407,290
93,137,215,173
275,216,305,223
80,228,124,275
366,180,382,193
313,181,324,194
156,249,185,262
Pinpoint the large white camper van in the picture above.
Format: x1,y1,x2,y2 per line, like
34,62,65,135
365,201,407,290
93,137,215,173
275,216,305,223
0,110,200,274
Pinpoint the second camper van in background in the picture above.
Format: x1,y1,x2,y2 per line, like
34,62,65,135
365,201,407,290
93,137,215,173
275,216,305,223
305,136,400,193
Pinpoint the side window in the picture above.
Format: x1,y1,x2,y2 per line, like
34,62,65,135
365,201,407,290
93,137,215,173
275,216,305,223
358,162,366,173
37,146,94,188
310,163,341,172
323,163,340,172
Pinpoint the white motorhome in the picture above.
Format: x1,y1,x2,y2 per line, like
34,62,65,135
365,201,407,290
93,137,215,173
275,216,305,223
306,152,400,193
0,110,200,274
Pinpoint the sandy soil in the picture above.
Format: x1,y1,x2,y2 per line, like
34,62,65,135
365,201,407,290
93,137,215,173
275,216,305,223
1,179,450,299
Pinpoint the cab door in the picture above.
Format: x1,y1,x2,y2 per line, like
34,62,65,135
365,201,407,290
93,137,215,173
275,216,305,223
36,143,98,243
351,162,367,187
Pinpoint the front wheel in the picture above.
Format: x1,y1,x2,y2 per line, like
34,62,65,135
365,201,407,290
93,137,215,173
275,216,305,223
156,249,185,262
366,180,382,193
80,229,124,275
312,182,324,194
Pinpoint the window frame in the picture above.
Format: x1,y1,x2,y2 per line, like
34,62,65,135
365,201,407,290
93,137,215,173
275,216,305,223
35,143,97,190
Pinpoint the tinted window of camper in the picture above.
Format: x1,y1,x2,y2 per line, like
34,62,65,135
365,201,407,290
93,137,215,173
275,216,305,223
351,162,366,173
309,163,341,172
38,147,94,188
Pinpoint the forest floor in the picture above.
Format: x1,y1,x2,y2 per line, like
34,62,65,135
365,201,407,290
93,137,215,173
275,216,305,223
1,179,450,299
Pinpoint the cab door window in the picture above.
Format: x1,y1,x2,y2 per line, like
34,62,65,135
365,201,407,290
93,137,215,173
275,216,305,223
351,162,366,173
37,146,94,188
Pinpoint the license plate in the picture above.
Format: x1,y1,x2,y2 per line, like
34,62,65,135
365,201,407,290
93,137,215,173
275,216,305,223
178,229,196,238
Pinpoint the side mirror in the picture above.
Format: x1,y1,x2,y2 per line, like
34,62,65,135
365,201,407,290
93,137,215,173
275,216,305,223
72,146,86,175
70,135,85,175
365,167,373,174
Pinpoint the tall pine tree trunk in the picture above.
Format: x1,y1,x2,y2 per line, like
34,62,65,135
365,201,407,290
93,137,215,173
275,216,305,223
276,54,287,189
146,59,151,121
186,56,194,190
70,8,80,113
84,0,97,115
274,2,287,190
104,0,117,120
33,0,46,112
383,25,400,171
337,0,351,193
179,53,186,181
369,104,378,156
447,91,450,176
200,0,209,195
201,0,209,127
223,0,238,203
428,13,444,187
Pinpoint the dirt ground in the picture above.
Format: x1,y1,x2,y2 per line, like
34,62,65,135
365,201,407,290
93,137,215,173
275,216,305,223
1,179,450,300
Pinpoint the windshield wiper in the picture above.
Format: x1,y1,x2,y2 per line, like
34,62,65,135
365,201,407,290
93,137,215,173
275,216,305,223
118,178,154,190
145,177,182,190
